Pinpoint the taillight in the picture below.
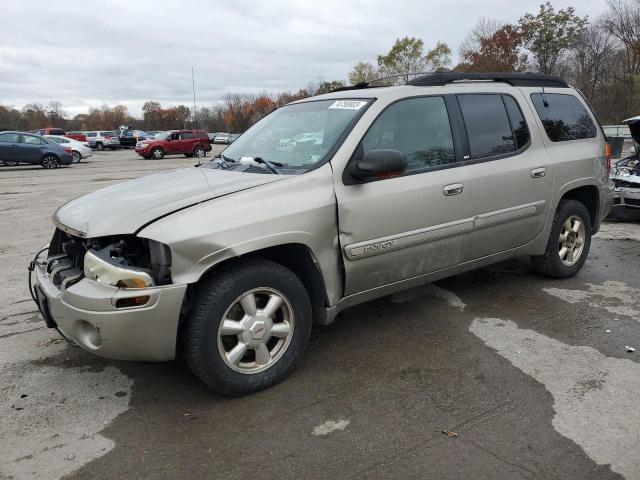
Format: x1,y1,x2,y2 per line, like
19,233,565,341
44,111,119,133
605,142,611,175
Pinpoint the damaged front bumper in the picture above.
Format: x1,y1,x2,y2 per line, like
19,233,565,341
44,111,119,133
33,250,187,361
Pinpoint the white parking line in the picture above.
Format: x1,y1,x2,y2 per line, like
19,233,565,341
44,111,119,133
470,317,640,480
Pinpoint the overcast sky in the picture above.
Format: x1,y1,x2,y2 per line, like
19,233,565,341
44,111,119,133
0,0,605,117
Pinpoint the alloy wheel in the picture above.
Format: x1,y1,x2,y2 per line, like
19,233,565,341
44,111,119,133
217,288,294,374
41,155,59,169
72,151,81,163
558,215,586,266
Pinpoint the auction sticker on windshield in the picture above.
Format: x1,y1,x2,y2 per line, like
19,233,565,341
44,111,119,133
329,100,368,110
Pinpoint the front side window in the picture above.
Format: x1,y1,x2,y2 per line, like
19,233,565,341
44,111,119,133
216,98,371,174
360,96,455,173
458,94,515,159
0,133,22,143
531,93,597,142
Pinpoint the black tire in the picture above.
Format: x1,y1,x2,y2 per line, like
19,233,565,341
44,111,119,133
41,154,60,169
531,199,592,278
95,142,104,151
71,151,81,163
184,153,194,158
194,146,206,158
183,259,312,396
151,147,164,159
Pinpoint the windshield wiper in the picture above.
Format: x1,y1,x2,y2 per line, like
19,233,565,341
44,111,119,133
252,157,283,174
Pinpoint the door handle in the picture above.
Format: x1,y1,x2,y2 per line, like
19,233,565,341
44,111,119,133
443,183,464,196
530,167,546,178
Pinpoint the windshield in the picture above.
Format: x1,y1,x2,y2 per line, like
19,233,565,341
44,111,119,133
155,131,171,140
216,98,371,174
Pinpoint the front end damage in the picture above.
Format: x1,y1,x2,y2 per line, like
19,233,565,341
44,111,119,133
610,117,640,214
31,226,187,361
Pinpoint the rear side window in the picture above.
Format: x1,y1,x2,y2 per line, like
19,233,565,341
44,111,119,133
23,135,44,144
86,132,96,137
531,93,597,142
181,132,195,140
458,94,515,159
50,129,65,135
360,96,455,173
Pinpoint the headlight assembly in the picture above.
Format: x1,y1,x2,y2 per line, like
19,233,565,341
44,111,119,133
84,249,154,289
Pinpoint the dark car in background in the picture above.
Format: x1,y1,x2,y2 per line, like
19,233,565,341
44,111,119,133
118,129,148,148
0,131,73,168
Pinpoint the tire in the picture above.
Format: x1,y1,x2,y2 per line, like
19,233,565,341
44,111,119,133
41,154,60,169
71,151,81,163
184,153,194,158
151,147,164,159
531,199,592,278
183,259,312,396
3,160,19,166
95,142,104,151
194,146,206,158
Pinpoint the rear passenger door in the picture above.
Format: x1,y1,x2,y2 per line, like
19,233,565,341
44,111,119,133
456,92,555,259
179,131,195,153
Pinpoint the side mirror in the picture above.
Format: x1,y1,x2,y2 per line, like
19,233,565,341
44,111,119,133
350,149,407,181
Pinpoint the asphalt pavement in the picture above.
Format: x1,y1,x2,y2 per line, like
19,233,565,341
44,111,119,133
1,150,639,480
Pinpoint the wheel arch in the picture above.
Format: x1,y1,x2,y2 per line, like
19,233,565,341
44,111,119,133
195,243,328,310
559,184,599,232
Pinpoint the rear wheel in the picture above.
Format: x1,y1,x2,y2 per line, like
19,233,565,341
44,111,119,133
531,199,592,278
71,151,81,163
151,147,164,159
183,259,312,396
95,142,104,151
41,154,60,169
194,146,206,158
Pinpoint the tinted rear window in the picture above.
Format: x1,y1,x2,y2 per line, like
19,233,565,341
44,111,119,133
458,94,515,159
181,132,195,139
531,93,597,142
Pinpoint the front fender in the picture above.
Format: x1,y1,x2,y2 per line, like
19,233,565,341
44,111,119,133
138,164,343,305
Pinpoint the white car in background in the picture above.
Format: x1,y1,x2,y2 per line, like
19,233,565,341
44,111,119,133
44,135,92,163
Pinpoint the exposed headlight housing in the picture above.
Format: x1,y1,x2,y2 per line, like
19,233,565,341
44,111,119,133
84,250,154,289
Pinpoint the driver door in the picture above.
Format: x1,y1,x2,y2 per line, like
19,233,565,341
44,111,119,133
333,95,475,296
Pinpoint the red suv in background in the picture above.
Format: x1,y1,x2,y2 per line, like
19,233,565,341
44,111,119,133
135,130,211,159
34,128,87,142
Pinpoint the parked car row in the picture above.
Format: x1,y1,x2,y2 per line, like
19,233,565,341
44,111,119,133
209,132,240,144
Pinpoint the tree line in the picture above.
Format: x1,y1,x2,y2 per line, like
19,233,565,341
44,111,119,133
0,1,637,133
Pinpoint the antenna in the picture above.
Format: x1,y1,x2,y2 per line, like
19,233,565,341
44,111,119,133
192,66,198,129
541,84,549,107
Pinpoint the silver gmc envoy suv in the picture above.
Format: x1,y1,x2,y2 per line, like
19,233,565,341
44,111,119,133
31,73,614,395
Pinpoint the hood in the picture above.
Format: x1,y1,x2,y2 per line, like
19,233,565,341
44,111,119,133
54,167,284,237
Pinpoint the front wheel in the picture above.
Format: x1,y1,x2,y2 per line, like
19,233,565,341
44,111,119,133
71,151,81,163
151,147,164,159
531,199,592,278
183,259,312,396
41,154,60,169
95,142,104,151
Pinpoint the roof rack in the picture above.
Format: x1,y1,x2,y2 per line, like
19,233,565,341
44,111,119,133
332,71,569,92
407,72,568,88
